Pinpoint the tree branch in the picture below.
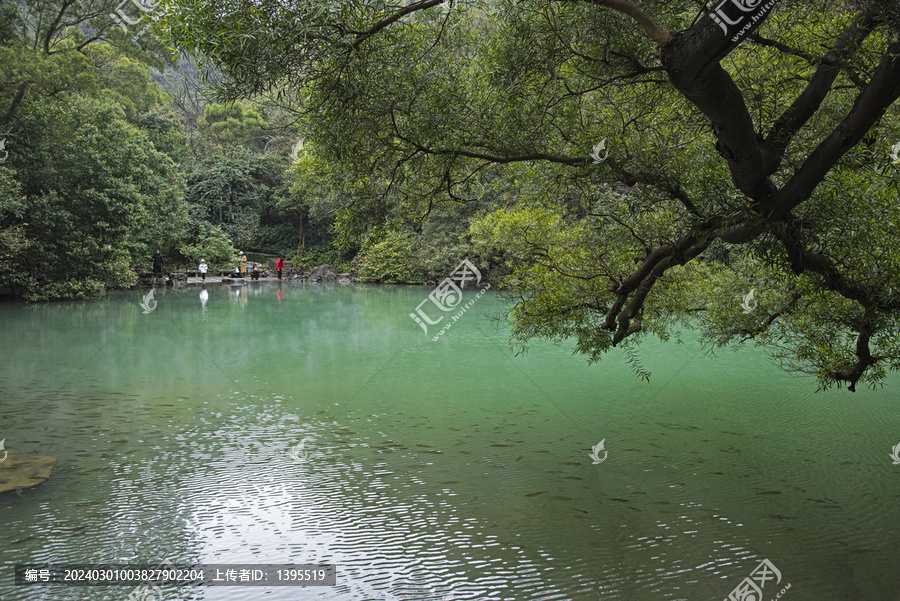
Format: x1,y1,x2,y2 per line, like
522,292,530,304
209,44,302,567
747,33,815,63
763,7,879,173
661,13,781,201
836,323,877,393
608,234,712,344
763,41,900,220
553,0,673,45
351,0,446,50
390,121,590,166
737,292,803,342
0,83,28,129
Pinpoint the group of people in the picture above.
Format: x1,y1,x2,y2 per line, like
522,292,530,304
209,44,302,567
151,250,284,281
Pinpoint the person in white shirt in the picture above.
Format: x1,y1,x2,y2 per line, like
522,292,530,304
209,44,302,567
198,259,208,282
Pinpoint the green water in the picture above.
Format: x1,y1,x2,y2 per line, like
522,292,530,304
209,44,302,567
1,282,899,601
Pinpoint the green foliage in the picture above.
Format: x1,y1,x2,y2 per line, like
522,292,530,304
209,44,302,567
22,279,108,302
90,45,171,117
0,5,314,299
183,149,292,252
249,222,298,257
0,0,173,133
197,102,267,150
129,107,190,161
243,252,268,266
412,232,473,281
410,206,481,281
0,41,98,126
470,205,620,357
0,81,185,299
292,245,353,274
179,224,237,271
355,230,422,284
0,170,28,287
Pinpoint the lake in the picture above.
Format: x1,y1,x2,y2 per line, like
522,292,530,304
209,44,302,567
1,282,898,600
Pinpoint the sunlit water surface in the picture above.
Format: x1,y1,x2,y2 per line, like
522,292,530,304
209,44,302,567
1,282,899,601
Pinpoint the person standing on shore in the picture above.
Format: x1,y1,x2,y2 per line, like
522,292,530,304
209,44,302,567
152,250,164,277
239,251,247,277
276,257,283,280
198,259,208,282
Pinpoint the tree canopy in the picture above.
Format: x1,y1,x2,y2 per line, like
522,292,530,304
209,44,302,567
0,0,314,297
121,2,900,388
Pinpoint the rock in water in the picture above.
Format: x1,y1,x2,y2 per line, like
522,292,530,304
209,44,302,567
0,452,56,495
309,264,336,282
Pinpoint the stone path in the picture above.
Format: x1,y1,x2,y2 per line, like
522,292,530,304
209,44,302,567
186,276,287,284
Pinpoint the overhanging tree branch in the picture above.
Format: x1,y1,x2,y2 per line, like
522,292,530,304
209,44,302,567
661,14,779,201
606,232,713,344
553,0,673,45
763,7,879,172
765,42,900,220
351,0,446,49
835,316,878,392
389,115,590,166
747,33,815,63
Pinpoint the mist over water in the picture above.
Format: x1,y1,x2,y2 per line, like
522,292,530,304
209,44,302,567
1,282,898,600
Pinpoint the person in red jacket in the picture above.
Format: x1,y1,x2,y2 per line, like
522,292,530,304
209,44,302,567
276,257,284,280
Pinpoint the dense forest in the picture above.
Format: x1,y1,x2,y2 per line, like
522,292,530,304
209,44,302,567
2,0,900,391
0,0,479,303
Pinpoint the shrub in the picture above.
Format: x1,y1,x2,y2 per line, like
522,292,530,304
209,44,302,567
355,230,422,284
291,245,353,273
180,225,238,272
